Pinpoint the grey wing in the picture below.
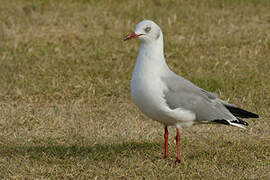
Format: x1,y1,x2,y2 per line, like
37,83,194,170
201,88,258,118
161,75,248,128
163,86,235,122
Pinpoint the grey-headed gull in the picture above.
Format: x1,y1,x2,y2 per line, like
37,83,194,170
124,20,259,164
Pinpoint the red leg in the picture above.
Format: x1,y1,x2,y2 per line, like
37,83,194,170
164,126,168,159
175,128,181,164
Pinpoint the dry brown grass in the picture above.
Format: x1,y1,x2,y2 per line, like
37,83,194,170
0,0,269,179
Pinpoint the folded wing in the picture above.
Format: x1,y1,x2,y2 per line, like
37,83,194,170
162,75,258,128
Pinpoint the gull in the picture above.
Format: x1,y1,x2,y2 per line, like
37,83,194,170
124,20,259,164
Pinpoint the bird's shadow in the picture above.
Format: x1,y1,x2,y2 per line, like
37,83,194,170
0,141,162,162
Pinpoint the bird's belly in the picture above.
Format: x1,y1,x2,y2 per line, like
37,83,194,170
131,76,176,125
131,74,196,127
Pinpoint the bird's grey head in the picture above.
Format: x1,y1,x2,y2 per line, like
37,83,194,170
124,20,162,43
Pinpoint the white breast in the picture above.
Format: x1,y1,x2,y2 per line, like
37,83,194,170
131,71,164,119
131,47,168,119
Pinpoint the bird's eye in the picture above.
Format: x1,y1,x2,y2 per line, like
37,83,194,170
144,27,151,33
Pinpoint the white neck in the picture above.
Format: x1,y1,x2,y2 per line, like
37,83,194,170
134,34,171,77
140,36,164,57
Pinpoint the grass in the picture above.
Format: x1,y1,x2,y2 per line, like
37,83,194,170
0,0,269,179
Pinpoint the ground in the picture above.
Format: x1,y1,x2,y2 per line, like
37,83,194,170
0,0,269,179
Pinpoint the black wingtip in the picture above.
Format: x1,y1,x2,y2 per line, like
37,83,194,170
225,106,259,118
213,119,249,126
231,119,249,126
213,119,230,125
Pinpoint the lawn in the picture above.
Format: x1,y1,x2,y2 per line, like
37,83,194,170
0,0,269,179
